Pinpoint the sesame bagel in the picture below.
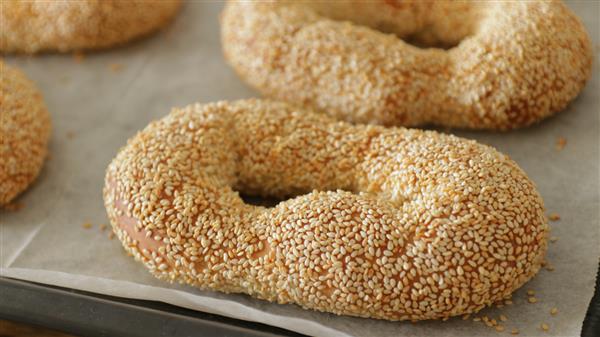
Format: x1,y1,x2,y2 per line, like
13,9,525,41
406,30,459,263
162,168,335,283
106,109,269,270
0,61,51,205
221,1,592,130
0,0,181,53
104,99,548,320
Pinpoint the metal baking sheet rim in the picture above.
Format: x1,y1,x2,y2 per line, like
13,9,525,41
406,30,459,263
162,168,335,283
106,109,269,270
0,267,346,337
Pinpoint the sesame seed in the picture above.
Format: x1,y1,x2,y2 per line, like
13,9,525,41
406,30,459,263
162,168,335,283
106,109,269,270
550,307,558,315
541,323,549,331
528,297,538,303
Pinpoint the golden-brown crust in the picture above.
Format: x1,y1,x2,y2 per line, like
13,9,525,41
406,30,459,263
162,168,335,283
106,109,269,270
0,0,181,53
104,99,548,320
0,61,51,205
221,0,593,130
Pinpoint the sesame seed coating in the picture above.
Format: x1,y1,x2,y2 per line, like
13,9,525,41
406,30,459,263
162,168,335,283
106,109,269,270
0,0,181,53
221,1,592,130
103,99,548,320
0,61,51,205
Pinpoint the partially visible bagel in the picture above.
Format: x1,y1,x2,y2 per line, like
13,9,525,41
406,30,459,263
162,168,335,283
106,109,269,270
104,99,548,320
0,61,51,205
221,0,593,130
0,0,181,53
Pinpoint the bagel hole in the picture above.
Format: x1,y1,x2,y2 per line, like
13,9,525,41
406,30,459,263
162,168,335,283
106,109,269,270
306,3,472,50
363,22,466,50
239,189,355,208
402,32,463,50
239,194,283,208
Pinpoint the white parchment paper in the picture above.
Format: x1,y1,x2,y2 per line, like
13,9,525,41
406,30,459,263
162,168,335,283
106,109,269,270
1,2,598,336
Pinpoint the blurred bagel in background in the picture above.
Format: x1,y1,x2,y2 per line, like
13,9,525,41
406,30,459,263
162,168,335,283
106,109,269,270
0,61,51,205
1,0,181,53
222,0,593,130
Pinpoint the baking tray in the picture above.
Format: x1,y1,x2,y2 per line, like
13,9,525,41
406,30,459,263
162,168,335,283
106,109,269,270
1,269,598,337
0,277,306,337
582,262,600,337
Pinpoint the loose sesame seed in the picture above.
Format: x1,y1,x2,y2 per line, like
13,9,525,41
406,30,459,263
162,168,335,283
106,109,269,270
541,323,549,331
528,297,538,304
550,307,558,315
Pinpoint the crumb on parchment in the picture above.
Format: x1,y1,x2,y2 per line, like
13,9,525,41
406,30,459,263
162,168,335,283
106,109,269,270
556,137,567,151
109,63,124,73
73,52,85,63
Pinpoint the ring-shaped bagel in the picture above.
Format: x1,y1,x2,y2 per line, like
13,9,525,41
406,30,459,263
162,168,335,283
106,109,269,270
221,0,592,130
1,61,51,205
104,99,548,320
0,0,181,53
